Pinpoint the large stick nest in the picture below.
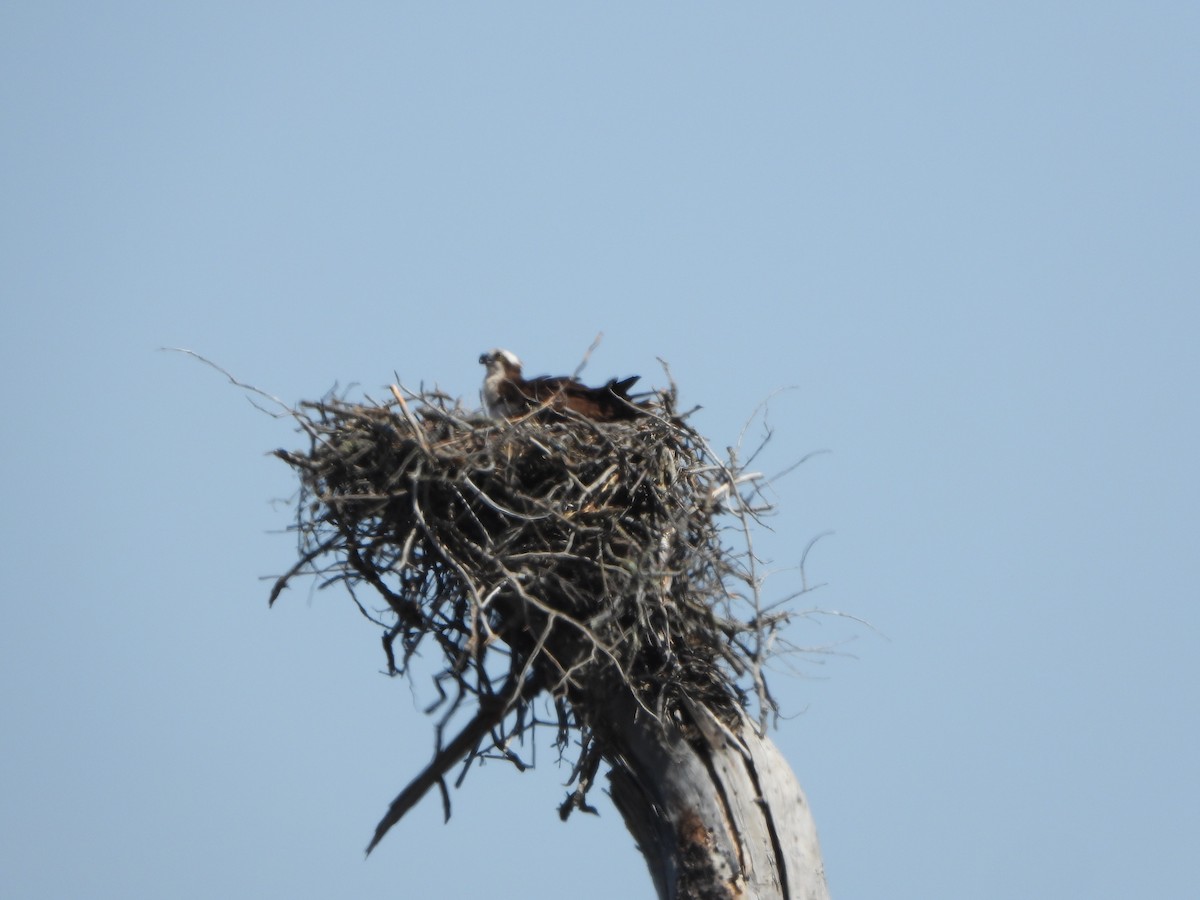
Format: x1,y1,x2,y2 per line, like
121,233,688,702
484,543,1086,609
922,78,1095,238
272,380,795,852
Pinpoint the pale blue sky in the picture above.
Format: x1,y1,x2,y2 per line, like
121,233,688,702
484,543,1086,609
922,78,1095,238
2,4,1197,898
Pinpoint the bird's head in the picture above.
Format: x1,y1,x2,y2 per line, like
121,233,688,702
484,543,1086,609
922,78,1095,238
479,348,523,377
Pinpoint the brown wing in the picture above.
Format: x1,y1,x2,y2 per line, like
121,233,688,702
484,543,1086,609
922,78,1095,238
520,374,646,421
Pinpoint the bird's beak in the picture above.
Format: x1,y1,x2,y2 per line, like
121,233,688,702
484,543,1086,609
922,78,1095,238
478,353,489,365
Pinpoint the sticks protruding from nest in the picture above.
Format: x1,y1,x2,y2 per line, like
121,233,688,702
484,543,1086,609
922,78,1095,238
272,383,799,854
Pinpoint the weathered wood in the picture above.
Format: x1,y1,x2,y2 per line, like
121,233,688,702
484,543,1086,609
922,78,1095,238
603,691,829,900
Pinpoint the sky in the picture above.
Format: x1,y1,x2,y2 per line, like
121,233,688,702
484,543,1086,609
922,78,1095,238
2,3,1197,898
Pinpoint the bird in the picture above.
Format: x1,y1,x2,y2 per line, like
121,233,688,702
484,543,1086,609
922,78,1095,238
479,349,647,422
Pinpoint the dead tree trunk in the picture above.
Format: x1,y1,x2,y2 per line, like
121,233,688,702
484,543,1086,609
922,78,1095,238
270,381,831,899
599,687,828,900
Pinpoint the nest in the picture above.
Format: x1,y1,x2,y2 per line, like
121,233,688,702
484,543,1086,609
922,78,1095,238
272,381,795,852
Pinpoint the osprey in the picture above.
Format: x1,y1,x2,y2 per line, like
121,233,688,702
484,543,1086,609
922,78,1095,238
479,349,646,422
